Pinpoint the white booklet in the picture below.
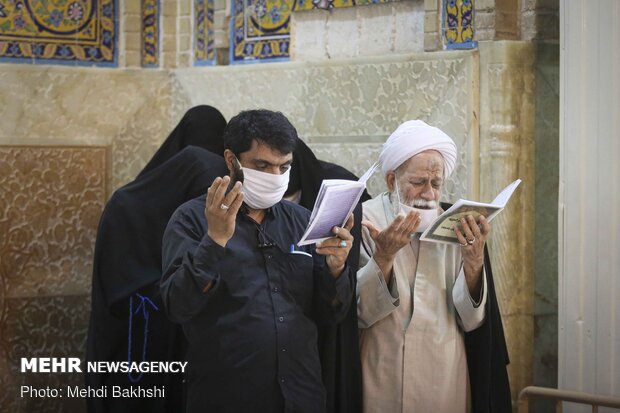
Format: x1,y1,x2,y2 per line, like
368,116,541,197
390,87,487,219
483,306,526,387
297,162,378,246
419,179,522,244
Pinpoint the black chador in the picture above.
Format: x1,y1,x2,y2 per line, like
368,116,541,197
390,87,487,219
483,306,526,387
85,106,228,413
287,138,371,413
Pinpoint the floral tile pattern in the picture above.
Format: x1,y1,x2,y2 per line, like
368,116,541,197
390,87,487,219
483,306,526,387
443,0,476,49
230,0,292,63
0,0,117,66
194,0,215,65
142,0,159,67
296,0,394,11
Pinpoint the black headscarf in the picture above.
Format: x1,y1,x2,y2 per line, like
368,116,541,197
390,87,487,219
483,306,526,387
438,203,512,412
464,245,512,412
138,105,227,178
288,138,369,413
287,138,371,210
86,107,228,413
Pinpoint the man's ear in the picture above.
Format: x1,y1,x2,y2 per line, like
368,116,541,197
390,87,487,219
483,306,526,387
386,171,395,192
223,149,235,172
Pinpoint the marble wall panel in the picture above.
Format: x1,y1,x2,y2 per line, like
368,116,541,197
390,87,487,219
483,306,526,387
0,66,174,192
173,50,478,202
0,146,102,413
0,147,106,298
0,295,90,413
309,143,387,196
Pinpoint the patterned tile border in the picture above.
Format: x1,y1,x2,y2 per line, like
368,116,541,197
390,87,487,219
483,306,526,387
442,0,476,49
0,0,118,66
229,0,293,63
194,0,216,65
142,0,160,67
296,0,395,11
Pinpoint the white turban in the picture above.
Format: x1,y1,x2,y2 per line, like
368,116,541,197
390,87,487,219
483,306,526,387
379,120,457,177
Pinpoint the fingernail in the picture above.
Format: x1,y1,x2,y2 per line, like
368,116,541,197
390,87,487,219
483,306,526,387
316,242,322,248
333,227,340,234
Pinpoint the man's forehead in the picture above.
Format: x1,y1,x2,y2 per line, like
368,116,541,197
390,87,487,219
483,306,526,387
403,150,444,174
242,140,292,163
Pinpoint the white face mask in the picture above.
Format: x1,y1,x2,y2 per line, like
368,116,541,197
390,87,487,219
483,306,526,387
241,166,290,210
393,175,439,233
398,202,438,233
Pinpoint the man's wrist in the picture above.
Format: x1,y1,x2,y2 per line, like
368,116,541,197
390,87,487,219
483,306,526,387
463,262,483,300
329,264,345,278
207,231,228,248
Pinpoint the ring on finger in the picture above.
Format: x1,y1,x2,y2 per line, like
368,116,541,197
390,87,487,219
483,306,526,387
220,203,229,210
466,237,475,245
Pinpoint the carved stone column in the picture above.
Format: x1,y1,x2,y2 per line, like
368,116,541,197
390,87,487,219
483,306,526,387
479,40,536,403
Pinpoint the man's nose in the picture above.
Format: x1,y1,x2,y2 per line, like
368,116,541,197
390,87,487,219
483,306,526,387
420,183,435,199
266,166,282,175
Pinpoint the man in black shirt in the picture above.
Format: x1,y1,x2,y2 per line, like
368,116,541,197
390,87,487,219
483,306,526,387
161,109,355,413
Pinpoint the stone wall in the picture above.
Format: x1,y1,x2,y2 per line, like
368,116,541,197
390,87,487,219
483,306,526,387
479,41,536,404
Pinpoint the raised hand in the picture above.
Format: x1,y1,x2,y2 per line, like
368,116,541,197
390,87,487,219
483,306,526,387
205,176,244,247
316,214,354,278
362,211,420,282
453,214,491,299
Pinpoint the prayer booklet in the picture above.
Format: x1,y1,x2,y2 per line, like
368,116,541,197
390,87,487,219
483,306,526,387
419,179,522,244
297,162,378,246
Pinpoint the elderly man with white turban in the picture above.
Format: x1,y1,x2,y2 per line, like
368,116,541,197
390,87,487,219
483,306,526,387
357,120,511,413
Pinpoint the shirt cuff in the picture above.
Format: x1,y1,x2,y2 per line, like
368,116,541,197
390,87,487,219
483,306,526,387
192,235,226,291
356,257,401,328
195,235,226,267
333,265,352,303
452,264,487,332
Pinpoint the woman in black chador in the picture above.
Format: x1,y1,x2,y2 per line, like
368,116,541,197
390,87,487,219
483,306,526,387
85,106,228,413
285,138,370,413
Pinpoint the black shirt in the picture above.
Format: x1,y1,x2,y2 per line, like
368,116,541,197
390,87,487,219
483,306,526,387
161,197,353,413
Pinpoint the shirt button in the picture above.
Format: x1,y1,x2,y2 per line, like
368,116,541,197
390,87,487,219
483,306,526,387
272,287,279,293
280,378,285,383
266,254,273,259
278,316,284,322
281,348,287,352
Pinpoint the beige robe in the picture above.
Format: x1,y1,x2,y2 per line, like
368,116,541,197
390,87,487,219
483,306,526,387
357,194,487,413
